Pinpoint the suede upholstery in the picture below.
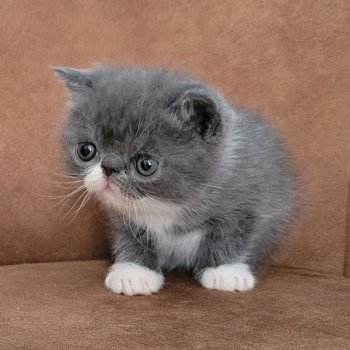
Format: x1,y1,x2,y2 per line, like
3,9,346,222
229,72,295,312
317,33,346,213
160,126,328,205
1,261,349,350
1,1,349,349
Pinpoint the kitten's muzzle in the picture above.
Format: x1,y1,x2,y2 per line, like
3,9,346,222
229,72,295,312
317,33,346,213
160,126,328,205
101,154,125,177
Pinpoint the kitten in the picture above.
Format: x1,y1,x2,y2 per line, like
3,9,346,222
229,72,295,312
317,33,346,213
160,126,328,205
54,66,295,295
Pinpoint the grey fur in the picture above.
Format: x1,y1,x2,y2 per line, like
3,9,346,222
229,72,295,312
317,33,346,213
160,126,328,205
55,65,295,281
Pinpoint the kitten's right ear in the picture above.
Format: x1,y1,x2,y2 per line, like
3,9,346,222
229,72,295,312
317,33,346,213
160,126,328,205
51,66,93,94
170,89,221,138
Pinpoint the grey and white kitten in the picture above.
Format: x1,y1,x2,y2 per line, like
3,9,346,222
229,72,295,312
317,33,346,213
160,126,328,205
55,66,294,295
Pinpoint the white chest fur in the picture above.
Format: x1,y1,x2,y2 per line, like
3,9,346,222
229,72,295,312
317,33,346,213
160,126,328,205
153,229,204,270
130,197,204,269
128,196,181,235
108,193,204,270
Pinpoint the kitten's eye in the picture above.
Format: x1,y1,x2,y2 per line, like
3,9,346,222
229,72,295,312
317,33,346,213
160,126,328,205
136,156,158,176
76,142,97,161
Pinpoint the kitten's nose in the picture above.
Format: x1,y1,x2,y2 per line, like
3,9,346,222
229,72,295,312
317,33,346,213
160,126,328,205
101,164,117,177
101,155,125,177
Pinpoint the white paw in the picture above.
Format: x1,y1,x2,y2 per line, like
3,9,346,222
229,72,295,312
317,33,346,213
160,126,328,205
200,263,255,292
105,262,164,296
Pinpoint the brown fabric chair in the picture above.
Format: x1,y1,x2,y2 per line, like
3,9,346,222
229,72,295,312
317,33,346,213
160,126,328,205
1,1,349,349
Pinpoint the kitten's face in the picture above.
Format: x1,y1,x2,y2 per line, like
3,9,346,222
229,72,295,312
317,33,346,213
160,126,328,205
57,67,223,215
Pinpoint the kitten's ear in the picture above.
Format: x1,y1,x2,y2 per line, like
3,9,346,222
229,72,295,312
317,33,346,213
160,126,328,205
52,66,93,94
179,91,220,137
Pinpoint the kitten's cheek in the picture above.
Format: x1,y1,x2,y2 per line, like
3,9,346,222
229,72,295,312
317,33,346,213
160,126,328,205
84,165,106,194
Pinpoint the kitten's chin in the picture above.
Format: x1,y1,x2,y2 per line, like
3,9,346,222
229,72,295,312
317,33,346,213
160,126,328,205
99,191,119,209
99,188,130,212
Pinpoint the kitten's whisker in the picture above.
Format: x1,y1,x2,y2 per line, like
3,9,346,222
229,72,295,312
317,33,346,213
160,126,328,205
120,199,128,236
130,189,153,251
127,194,132,228
123,188,149,251
128,201,146,249
53,182,85,190
125,196,139,245
44,185,86,219
45,185,86,200
48,179,85,190
137,196,153,251
49,174,83,181
142,196,171,235
44,192,87,219
69,191,92,223
131,198,140,233
49,179,85,185
130,196,147,249
37,163,84,179
62,189,89,219
140,191,198,231
130,196,146,249
51,184,84,191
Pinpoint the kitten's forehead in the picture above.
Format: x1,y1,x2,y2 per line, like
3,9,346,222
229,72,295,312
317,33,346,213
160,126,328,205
91,100,170,154
70,68,202,153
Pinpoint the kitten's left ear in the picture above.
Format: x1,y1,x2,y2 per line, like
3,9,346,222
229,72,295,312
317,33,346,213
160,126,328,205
180,91,221,137
51,66,93,95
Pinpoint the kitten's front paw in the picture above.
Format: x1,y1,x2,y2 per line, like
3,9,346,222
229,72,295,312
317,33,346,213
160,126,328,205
105,262,164,296
199,263,255,292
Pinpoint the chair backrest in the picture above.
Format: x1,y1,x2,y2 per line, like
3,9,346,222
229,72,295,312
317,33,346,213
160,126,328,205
1,0,349,277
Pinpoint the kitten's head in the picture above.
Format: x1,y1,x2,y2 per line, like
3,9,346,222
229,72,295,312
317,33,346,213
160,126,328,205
55,66,226,220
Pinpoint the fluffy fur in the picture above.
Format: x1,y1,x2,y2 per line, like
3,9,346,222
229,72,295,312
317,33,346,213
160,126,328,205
55,65,295,295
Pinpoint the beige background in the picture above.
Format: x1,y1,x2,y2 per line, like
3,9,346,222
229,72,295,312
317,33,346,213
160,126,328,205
1,0,349,276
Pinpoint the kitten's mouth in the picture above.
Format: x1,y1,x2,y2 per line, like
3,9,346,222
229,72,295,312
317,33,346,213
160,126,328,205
96,174,135,199
102,179,133,198
103,180,117,194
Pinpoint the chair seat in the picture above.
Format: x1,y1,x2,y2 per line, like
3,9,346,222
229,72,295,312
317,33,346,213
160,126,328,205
0,260,349,349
